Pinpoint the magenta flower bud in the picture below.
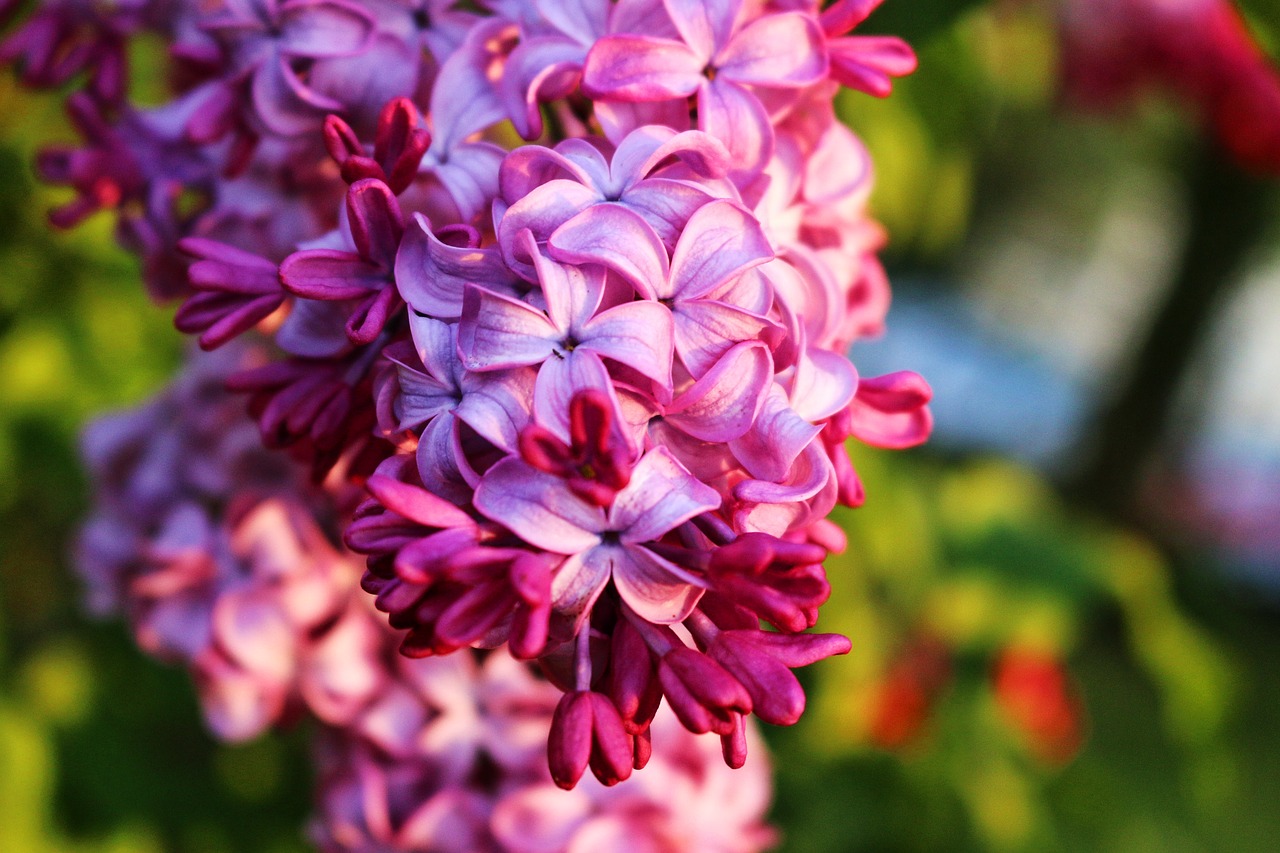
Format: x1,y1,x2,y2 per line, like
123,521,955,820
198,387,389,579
708,532,832,632
175,238,284,349
658,646,752,736
607,615,661,734
548,690,633,790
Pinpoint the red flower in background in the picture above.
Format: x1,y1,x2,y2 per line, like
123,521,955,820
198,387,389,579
993,646,1087,766
1060,0,1280,173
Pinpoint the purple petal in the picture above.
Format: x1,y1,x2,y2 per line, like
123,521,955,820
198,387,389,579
618,179,717,248
581,35,704,101
531,246,605,332
666,341,771,442
275,298,353,358
611,446,720,542
578,299,674,388
535,0,609,46
532,350,616,444
280,249,383,300
474,458,605,553
612,545,705,624
396,213,515,321
498,181,603,278
429,142,505,224
429,18,515,148
500,145,599,205
611,125,730,187
456,368,536,454
669,199,773,300
278,0,375,58
501,38,589,139
716,11,827,86
673,298,775,377
416,413,475,503
547,204,669,299
458,285,560,370
251,54,342,137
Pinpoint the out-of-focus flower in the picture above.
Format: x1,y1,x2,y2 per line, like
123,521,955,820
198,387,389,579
1059,0,1280,173
993,646,1087,765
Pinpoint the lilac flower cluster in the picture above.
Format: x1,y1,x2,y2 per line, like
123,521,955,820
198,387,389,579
79,350,776,852
7,0,930,788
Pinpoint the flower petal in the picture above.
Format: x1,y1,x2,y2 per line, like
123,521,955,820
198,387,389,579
612,446,720,542
669,199,773,300
612,545,705,624
548,204,670,299
581,35,704,100
474,458,606,553
458,285,560,371
666,341,771,442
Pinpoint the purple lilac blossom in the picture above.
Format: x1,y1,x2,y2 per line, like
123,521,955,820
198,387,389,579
10,0,931,788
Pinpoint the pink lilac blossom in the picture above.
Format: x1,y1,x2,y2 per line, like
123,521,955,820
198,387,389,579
10,0,931,788
78,350,776,852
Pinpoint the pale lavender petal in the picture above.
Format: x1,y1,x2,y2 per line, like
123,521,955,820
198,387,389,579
532,350,616,443
666,341,771,441
430,142,505,224
549,549,611,625
611,446,720,542
407,313,458,385
212,586,295,682
388,357,456,431
530,246,605,332
669,199,773,300
733,439,832,505
474,458,606,552
491,785,592,853
416,412,474,504
547,204,669,299
501,39,589,139
578,299,674,388
581,35,704,100
498,180,603,276
430,18,515,148
535,0,609,46
612,545,705,625
458,285,560,370
612,125,730,187
715,11,827,86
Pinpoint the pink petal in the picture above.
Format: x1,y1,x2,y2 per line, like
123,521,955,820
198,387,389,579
669,199,773,300
673,298,775,377
790,347,857,423
716,11,827,87
663,0,738,59
456,368,536,454
581,35,704,100
730,384,821,482
474,458,606,553
500,142,597,206
666,341,771,442
619,178,718,248
697,78,772,179
847,371,933,449
829,36,917,98
458,285,559,370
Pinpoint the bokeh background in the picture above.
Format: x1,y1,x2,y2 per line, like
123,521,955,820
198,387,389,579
3,1,1280,851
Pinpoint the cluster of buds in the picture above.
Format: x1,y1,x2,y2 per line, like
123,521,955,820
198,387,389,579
7,0,932,788
78,349,777,852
